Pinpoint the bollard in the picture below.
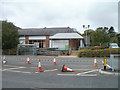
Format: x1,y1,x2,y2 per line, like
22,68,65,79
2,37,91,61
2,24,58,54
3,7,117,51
104,58,107,70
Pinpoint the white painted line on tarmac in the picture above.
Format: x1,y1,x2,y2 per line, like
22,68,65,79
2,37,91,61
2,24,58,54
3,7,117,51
34,69,58,73
3,70,32,74
3,65,26,68
78,74,97,76
30,67,36,68
57,74,76,76
35,72,39,73
73,69,94,70
44,69,58,72
77,69,98,75
57,69,99,76
3,67,26,71
57,74,97,76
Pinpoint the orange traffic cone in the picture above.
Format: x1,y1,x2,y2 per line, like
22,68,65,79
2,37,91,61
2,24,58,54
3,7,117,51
61,65,75,72
53,56,57,65
93,57,97,66
38,60,43,72
26,56,31,64
2,56,7,64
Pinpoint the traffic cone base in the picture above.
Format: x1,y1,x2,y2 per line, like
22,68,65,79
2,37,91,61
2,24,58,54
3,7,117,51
2,60,7,64
94,63,97,66
26,57,31,64
2,56,7,64
62,66,67,72
53,62,57,65
61,65,75,72
38,67,43,72
26,61,31,64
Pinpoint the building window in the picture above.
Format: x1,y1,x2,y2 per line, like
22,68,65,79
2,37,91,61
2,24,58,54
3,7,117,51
39,40,46,48
29,40,34,44
29,40,46,48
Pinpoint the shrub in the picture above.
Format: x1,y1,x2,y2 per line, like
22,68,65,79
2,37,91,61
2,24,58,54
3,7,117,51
78,48,120,57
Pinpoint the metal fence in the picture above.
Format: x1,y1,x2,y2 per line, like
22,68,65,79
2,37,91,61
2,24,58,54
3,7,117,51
17,47,37,55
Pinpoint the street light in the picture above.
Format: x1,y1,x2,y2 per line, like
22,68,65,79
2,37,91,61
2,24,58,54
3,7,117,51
83,25,90,47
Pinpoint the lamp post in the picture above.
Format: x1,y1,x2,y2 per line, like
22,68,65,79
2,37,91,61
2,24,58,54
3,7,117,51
83,25,90,47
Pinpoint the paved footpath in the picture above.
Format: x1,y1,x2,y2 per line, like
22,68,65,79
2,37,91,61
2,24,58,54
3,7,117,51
1,55,119,88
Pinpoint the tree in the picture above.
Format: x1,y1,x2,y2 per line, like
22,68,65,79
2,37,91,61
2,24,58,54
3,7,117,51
108,26,115,34
116,33,120,47
82,29,94,36
110,37,118,43
90,27,110,46
82,26,118,47
108,26,116,37
2,20,19,50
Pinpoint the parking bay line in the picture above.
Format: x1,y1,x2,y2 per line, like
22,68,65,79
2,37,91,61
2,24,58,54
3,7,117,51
57,74,77,76
57,74,97,76
3,67,26,71
3,65,26,68
44,69,58,72
35,69,58,73
77,69,99,75
2,69,32,74
57,69,98,76
73,69,95,70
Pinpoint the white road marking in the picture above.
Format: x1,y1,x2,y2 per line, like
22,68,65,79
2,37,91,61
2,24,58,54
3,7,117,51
44,69,58,72
57,74,97,76
77,69,98,75
3,65,25,68
3,67,26,71
73,69,95,70
30,67,36,68
2,65,31,74
35,69,58,73
57,74,76,76
57,69,99,76
79,74,97,76
3,70,31,74
35,72,39,73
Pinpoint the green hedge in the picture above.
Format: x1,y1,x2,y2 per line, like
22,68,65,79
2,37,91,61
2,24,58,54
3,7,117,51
78,48,120,57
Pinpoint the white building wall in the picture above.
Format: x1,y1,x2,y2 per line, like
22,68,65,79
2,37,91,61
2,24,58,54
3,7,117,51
50,40,52,48
19,40,25,44
29,36,46,40
80,39,84,48
52,40,69,49
19,36,25,44
19,36,46,45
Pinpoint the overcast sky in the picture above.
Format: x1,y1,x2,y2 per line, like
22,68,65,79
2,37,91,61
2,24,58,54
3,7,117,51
0,0,119,33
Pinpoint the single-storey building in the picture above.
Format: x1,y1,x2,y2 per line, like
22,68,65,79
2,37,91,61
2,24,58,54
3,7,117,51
18,27,85,50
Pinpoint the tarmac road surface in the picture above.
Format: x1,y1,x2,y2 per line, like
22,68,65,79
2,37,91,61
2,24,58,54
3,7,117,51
1,55,118,88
